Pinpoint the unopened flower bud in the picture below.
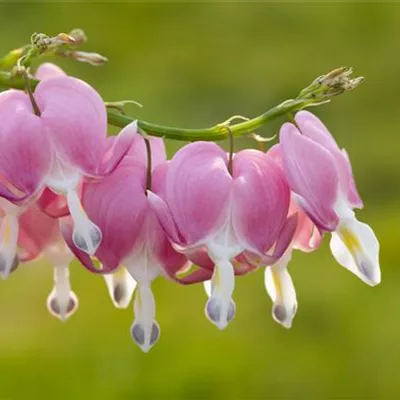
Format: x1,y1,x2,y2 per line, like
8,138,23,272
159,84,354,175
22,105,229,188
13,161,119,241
31,32,75,53
68,29,87,45
55,33,75,45
70,51,108,66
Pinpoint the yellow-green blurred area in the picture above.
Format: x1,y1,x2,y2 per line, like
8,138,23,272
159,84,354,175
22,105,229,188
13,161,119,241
0,2,399,399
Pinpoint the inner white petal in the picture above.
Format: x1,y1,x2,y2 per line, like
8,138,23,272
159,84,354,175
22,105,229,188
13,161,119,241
46,264,78,321
330,217,380,286
67,189,102,255
203,280,212,298
264,250,297,329
202,212,243,330
45,157,81,194
103,267,137,309
207,218,243,262
205,259,236,330
125,249,161,353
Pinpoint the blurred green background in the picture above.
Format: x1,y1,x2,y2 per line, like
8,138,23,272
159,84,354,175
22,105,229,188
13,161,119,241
0,2,399,399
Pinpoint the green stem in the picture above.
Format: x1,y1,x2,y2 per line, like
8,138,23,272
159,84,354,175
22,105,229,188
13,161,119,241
144,138,152,191
0,67,363,142
108,98,310,141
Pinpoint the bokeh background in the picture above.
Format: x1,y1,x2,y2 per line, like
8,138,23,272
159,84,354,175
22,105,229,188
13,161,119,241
0,2,399,399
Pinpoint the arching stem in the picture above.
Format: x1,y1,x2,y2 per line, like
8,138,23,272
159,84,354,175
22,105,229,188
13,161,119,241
0,67,363,142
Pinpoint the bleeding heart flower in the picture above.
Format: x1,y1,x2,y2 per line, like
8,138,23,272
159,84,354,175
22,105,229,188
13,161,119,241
148,142,297,330
60,148,189,352
280,111,380,287
0,70,137,258
258,144,323,328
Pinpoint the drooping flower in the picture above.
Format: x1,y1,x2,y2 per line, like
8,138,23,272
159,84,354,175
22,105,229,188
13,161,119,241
257,144,323,328
101,134,166,310
0,65,137,262
148,142,297,330
61,142,189,352
280,111,380,286
18,202,78,321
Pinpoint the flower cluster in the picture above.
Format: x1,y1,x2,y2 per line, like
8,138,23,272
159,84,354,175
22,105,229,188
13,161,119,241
0,63,380,352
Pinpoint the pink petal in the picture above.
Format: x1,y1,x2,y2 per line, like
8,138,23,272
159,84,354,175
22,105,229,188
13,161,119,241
266,213,298,263
99,122,138,176
35,63,66,81
280,122,340,231
340,149,363,209
267,144,322,252
146,211,188,279
295,111,363,209
35,76,108,176
185,247,214,271
232,150,290,254
165,142,232,246
128,135,167,170
295,111,338,150
0,90,52,202
292,202,323,252
147,190,185,246
18,203,60,262
175,267,213,285
60,217,102,273
151,162,169,199
80,158,148,271
37,188,69,218
266,144,282,166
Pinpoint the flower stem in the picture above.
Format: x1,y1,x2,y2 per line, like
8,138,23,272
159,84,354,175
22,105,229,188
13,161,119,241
107,98,309,141
144,138,152,191
21,70,41,116
0,67,363,142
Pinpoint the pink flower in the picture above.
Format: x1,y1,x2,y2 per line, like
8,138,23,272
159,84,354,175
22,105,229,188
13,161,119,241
100,134,167,311
280,111,380,286
61,140,188,352
148,142,297,329
0,63,137,259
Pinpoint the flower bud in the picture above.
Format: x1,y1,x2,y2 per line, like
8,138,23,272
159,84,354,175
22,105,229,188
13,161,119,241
70,51,108,66
68,29,87,45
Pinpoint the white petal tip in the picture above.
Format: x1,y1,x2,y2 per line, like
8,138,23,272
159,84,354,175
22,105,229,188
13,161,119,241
203,280,212,298
47,290,79,322
359,262,381,287
216,321,229,331
139,344,152,354
111,285,131,309
272,304,296,329
365,277,381,287
104,271,136,309
0,255,19,280
130,321,160,352
0,271,9,280
72,224,102,255
205,298,236,330
277,320,293,329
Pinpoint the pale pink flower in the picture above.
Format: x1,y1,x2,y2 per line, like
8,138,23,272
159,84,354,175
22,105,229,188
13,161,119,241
280,111,380,286
61,152,188,352
0,64,137,261
148,142,297,329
